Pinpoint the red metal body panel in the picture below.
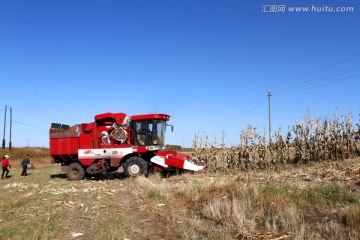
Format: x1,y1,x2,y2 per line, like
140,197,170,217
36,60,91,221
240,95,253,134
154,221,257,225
79,123,98,149
157,150,191,160
165,155,185,168
95,112,127,125
131,114,170,121
157,150,191,168
50,126,80,162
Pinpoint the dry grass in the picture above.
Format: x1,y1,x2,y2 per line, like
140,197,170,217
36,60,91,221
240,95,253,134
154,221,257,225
0,147,50,167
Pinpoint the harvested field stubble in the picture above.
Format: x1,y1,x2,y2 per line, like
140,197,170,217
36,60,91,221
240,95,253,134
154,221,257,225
0,159,359,239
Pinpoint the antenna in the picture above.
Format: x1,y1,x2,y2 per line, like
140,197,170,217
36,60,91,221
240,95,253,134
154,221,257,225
9,107,12,150
2,105,7,149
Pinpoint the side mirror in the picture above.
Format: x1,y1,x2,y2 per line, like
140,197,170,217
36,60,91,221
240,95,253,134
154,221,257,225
166,123,174,132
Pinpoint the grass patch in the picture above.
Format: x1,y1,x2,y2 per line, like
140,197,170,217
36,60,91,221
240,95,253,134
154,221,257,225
186,179,204,199
147,188,164,200
290,184,360,207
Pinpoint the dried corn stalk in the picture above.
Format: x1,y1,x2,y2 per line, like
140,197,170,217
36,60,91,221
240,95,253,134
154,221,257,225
192,112,360,172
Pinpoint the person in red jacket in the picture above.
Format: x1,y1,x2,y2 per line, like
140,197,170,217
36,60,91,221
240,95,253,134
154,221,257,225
1,155,11,179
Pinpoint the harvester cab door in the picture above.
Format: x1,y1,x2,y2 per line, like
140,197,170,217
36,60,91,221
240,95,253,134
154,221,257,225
135,121,147,146
147,121,156,145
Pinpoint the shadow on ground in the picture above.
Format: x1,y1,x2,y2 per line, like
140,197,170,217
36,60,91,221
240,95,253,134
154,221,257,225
50,172,126,180
50,173,67,179
49,169,187,181
87,172,126,181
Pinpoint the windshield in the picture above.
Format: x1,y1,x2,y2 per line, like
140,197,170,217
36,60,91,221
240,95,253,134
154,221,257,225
134,120,166,146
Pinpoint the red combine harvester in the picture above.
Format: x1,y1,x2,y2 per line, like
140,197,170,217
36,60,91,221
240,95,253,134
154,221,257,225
50,112,205,180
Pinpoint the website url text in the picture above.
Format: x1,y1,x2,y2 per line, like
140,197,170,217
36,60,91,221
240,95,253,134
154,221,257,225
261,5,355,13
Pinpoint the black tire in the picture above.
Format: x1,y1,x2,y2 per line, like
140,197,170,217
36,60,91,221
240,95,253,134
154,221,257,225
124,157,148,177
67,162,85,181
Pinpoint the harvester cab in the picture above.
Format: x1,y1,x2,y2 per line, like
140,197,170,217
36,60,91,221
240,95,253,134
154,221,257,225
133,119,166,146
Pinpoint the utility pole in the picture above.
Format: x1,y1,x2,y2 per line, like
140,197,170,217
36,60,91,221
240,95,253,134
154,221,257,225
2,105,7,149
267,90,272,145
9,107,12,150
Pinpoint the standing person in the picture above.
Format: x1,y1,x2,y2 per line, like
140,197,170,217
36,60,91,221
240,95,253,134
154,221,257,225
21,154,30,176
1,155,11,179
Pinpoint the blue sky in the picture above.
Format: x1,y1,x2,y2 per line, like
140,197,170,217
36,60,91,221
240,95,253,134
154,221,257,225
0,0,359,148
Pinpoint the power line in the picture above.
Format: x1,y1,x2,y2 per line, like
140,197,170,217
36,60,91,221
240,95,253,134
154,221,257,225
270,52,360,91
13,120,48,130
272,64,360,95
227,97,267,128
224,89,268,124
275,74,360,97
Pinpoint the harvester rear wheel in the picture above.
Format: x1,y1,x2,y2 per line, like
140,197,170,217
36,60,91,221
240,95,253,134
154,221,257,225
124,157,148,177
67,162,85,181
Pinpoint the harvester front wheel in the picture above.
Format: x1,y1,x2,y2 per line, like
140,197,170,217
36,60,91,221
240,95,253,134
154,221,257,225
67,162,85,181
124,157,148,177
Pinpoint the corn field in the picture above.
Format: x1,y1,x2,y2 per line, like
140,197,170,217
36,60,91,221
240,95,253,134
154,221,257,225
192,112,360,172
